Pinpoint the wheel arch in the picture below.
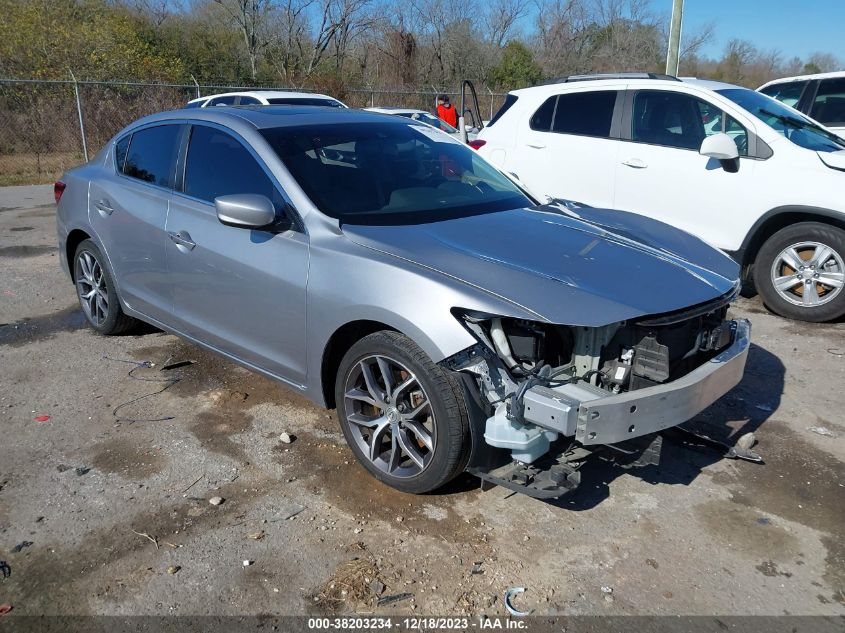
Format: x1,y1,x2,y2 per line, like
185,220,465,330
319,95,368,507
320,320,399,409
733,206,845,277
65,228,93,282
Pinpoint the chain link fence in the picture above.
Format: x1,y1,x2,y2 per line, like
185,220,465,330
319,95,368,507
0,78,507,187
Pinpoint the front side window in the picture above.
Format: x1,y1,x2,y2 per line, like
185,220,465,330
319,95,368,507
695,100,749,156
551,91,617,138
810,78,845,127
260,121,533,224
122,125,181,187
759,81,808,108
632,90,707,150
184,126,277,205
718,88,845,152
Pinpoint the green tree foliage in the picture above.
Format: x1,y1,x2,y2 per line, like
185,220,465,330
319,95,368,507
0,0,184,80
488,41,542,90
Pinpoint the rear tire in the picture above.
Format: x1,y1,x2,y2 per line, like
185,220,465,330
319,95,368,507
334,331,470,494
73,239,137,335
754,223,845,322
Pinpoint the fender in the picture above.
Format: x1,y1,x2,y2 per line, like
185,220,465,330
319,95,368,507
728,205,845,267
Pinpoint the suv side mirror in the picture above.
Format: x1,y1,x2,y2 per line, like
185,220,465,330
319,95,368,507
700,133,740,173
215,194,277,229
700,133,739,160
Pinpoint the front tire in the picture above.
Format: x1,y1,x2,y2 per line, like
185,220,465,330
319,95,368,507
755,223,845,322
334,331,470,494
73,239,137,335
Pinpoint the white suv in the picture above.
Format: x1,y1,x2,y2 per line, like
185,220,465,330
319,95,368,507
477,73,845,322
186,90,347,109
759,71,845,139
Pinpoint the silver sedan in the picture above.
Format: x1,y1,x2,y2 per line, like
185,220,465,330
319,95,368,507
56,106,749,498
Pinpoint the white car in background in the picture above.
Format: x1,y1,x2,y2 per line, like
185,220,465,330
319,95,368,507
759,71,845,138
365,107,478,142
476,73,845,322
187,90,348,109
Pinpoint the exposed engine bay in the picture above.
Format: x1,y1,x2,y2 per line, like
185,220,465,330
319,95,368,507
443,293,752,498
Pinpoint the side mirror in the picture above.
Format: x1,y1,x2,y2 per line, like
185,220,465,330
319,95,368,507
215,194,277,229
700,133,739,160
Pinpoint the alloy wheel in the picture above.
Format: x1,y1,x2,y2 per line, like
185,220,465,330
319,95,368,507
770,241,844,308
343,354,436,478
76,250,109,326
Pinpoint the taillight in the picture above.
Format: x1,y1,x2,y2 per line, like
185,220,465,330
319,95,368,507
54,181,66,204
468,139,487,150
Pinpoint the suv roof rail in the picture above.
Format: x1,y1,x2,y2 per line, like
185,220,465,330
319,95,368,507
540,72,681,85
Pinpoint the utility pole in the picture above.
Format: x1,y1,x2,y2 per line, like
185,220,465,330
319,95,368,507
665,0,684,76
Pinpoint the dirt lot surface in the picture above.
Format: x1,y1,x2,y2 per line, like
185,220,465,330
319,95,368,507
1,185,843,617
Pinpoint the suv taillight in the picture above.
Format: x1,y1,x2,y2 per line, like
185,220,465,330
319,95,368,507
468,139,487,150
54,181,66,204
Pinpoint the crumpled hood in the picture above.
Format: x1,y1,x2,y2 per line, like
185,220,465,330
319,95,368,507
342,204,740,326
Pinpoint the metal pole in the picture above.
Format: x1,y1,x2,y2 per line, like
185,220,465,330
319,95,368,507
69,70,88,162
665,0,684,76
487,87,494,120
190,74,200,98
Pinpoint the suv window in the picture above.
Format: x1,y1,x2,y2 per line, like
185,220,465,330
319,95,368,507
552,91,617,138
208,95,237,106
760,81,808,108
122,125,181,187
696,100,749,156
811,78,845,127
632,91,711,151
184,125,277,205
529,96,556,131
237,96,261,105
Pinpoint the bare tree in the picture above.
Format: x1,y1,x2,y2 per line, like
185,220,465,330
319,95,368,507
485,0,530,48
212,0,276,80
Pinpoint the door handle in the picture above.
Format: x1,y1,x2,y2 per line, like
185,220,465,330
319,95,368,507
95,199,114,215
622,158,648,169
526,143,547,149
168,231,196,251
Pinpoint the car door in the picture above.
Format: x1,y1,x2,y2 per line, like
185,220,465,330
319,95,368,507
509,88,623,208
613,88,757,250
166,123,309,384
88,123,182,321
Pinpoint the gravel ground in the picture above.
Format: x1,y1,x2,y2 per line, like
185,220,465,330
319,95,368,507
0,184,843,617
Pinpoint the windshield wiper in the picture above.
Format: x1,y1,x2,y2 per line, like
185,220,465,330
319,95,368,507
759,108,825,132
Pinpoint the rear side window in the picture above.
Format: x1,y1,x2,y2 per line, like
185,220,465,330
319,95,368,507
237,96,261,105
760,81,808,108
183,125,277,204
122,125,181,187
811,78,845,127
487,94,518,127
114,135,130,171
552,91,617,138
184,100,205,109
530,96,556,131
208,95,237,106
265,97,344,107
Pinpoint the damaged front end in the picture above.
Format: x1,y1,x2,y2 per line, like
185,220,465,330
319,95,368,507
443,291,751,498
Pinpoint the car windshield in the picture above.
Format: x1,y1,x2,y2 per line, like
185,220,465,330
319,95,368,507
265,97,345,108
261,122,531,224
718,88,845,152
399,112,458,134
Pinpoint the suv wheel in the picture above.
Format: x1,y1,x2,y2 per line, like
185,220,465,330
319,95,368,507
335,331,470,494
755,223,845,322
74,239,137,334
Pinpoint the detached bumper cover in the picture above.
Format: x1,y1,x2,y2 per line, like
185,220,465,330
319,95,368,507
574,319,750,445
